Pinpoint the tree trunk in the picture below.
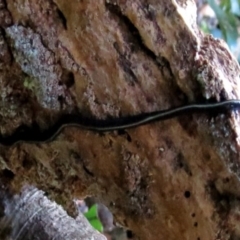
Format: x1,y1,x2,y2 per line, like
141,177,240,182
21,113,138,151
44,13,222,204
0,0,239,239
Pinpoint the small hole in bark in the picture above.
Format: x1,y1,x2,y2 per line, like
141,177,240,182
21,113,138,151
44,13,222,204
184,191,191,198
57,8,67,29
117,130,132,142
224,177,230,183
65,71,75,88
219,89,228,101
108,138,113,147
22,159,32,170
117,129,126,135
126,230,133,238
126,134,131,142
58,95,64,109
191,213,196,217
2,169,14,180
109,201,115,207
58,95,63,100
61,70,75,88
194,222,198,227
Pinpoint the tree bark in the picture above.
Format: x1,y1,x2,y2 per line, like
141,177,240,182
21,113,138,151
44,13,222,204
0,0,239,239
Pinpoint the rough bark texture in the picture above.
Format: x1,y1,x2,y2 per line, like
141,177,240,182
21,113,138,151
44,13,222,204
0,0,239,239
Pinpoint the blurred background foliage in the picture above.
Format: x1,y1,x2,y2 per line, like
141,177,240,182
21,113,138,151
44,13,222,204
197,0,240,61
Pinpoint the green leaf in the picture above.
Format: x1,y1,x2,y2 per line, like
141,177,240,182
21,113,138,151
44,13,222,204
208,0,238,42
88,218,104,232
84,204,104,232
220,0,231,11
84,204,98,219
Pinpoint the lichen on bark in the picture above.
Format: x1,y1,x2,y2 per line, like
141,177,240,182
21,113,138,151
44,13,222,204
0,0,239,239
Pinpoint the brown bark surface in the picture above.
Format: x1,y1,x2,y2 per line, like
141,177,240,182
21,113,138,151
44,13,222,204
0,0,239,239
